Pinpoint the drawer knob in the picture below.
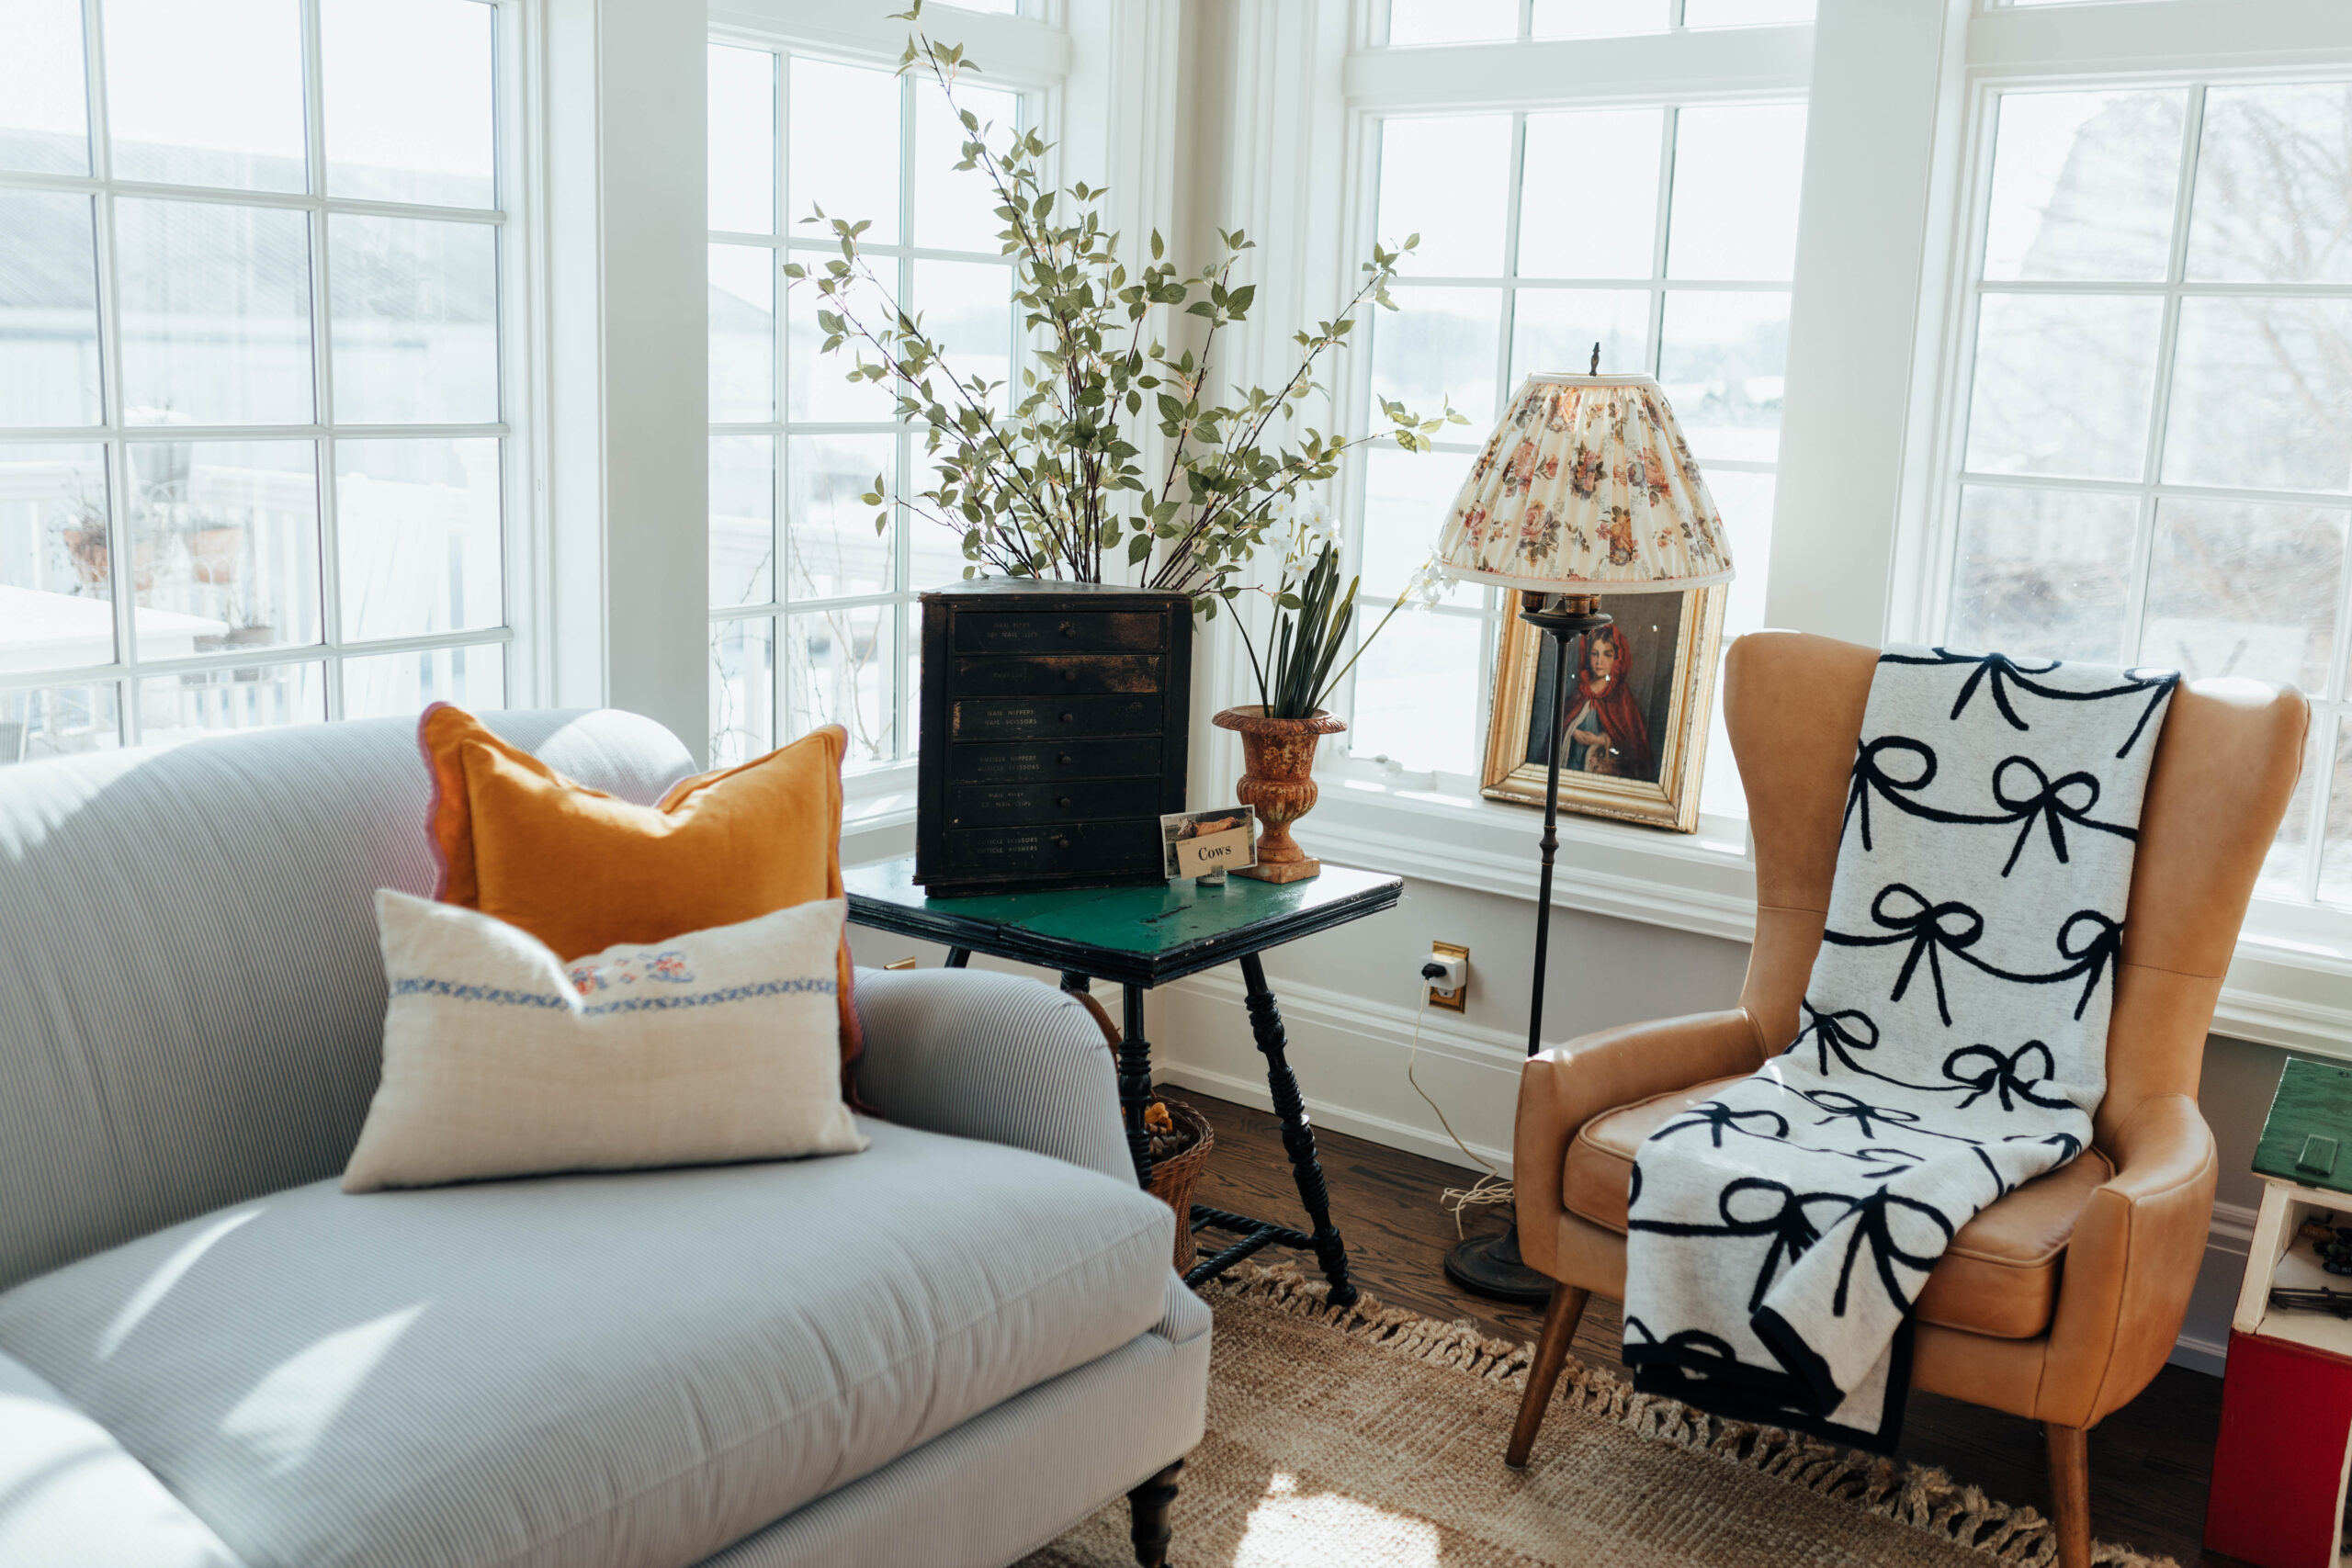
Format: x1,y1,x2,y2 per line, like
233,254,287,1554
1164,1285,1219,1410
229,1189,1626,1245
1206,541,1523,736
1057,795,1072,808
1058,753,1073,765
1059,711,1075,724
1051,834,1069,849
1063,669,1078,682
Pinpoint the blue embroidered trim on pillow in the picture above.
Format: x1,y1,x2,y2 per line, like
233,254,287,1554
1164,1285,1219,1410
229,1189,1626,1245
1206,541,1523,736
390,976,836,1015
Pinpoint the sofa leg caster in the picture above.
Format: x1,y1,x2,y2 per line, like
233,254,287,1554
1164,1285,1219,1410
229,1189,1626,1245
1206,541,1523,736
1127,1458,1183,1567
2043,1422,2090,1568
1506,1284,1588,1468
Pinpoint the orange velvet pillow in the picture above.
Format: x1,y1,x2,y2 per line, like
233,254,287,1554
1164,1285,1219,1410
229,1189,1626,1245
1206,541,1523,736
416,704,863,1077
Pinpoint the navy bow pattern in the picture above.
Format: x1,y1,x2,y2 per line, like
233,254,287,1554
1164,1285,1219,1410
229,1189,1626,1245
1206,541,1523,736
1622,642,2172,1450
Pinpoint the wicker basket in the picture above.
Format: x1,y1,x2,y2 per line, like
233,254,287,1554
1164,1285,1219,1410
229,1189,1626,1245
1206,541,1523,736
1145,1097,1216,1273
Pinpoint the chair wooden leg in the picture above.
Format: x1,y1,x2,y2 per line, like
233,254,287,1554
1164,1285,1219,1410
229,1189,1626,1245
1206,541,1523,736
1507,1285,1589,1468
1127,1458,1182,1568
2043,1422,2091,1568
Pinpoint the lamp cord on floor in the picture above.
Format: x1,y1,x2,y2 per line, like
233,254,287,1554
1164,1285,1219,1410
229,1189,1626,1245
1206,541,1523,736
1407,965,1513,1237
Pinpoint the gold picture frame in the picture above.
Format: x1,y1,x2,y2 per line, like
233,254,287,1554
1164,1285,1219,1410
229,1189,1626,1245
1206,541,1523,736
1480,588,1727,832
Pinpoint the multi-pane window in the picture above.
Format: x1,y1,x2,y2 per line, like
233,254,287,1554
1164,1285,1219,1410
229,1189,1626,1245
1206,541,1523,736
705,42,1021,772
1341,101,1807,817
0,0,510,764
1382,0,1814,47
1939,82,2352,905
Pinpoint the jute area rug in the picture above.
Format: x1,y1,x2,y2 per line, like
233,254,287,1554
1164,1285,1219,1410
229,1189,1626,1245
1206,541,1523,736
1023,1266,2176,1568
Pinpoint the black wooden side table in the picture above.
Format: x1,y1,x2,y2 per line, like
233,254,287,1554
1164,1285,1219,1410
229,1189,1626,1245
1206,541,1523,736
844,856,1402,1306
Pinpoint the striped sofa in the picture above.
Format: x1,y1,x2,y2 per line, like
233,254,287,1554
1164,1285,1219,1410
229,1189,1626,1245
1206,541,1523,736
0,709,1206,1568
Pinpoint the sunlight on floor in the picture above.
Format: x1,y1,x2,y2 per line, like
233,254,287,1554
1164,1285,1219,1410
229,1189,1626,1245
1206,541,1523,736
1234,1471,1443,1566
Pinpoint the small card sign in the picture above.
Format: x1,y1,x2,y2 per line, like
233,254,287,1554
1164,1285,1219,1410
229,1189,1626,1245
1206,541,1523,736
1161,806,1257,882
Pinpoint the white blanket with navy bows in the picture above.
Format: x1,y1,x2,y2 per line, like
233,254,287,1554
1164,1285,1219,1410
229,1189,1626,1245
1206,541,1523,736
1620,646,2176,1445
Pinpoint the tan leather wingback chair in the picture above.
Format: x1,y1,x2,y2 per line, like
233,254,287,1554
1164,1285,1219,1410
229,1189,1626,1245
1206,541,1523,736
1505,631,2308,1567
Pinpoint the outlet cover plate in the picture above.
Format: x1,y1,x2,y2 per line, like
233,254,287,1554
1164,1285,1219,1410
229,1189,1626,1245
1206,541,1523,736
1429,942,1469,1012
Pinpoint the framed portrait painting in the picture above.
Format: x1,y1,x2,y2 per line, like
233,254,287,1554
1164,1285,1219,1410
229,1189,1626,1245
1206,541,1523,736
1480,588,1726,832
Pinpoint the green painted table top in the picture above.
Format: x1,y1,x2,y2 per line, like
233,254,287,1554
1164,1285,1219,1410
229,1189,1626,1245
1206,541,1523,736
2256,1058,2352,1195
842,856,1403,987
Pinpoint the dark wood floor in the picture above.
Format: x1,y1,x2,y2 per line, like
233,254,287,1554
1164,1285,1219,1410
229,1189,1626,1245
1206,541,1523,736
1179,1087,2245,1568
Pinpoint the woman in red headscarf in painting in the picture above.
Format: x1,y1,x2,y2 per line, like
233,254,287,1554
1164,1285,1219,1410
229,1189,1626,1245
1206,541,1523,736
1563,624,1654,780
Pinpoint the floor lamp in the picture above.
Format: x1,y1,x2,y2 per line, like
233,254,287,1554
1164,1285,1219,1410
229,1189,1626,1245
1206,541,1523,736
1425,358,1736,1303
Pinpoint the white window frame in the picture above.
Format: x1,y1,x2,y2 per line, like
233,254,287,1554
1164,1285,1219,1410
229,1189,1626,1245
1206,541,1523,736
0,0,542,742
1883,0,2352,1057
704,0,1070,828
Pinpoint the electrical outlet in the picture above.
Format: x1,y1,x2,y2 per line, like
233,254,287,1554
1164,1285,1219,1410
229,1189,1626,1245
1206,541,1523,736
1427,942,1469,1011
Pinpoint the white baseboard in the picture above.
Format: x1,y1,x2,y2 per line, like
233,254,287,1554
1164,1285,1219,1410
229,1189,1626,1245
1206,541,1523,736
1150,967,2257,1379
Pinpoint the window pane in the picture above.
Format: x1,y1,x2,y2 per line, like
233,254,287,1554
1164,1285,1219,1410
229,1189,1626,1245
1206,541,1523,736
1963,292,2160,481
2143,500,2344,692
909,509,971,595
709,45,775,235
0,445,112,674
2189,84,2352,285
1682,0,1815,21
1361,446,1476,606
343,641,503,719
1698,468,1775,821
914,82,1017,254
1984,90,2183,283
137,660,325,746
2264,721,2320,899
1510,288,1650,386
329,215,499,424
788,269,895,423
0,191,102,427
129,438,321,656
1947,485,2139,663
1657,289,1789,462
1667,105,1808,282
2319,720,2352,907
1387,0,1517,45
710,616,775,770
1519,110,1662,279
790,58,899,245
2162,296,2352,493
1532,1,1669,39
0,0,89,175
322,0,494,208
787,605,893,772
1377,117,1511,277
105,0,308,192
117,198,314,426
1372,286,1503,431
712,434,775,607
0,682,119,761
335,437,501,641
1347,610,1481,774
710,243,775,423
912,259,1012,415
788,435,893,602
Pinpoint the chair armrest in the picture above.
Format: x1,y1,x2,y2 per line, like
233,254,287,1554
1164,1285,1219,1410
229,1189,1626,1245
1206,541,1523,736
1514,1009,1769,1270
2041,1093,2219,1427
850,966,1135,1184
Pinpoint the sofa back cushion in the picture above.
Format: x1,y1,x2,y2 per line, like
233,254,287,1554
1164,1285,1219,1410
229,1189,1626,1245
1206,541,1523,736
0,709,694,1293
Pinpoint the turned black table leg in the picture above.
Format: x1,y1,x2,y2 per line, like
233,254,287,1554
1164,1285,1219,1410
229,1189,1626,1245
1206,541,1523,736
944,947,971,968
1119,984,1156,1189
1126,1459,1182,1568
1239,953,1355,1306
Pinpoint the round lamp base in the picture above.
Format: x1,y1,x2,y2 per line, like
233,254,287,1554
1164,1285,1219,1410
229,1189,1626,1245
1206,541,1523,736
1442,1223,1557,1304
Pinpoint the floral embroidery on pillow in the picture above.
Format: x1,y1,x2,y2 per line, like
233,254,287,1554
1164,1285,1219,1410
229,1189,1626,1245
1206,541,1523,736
569,950,696,995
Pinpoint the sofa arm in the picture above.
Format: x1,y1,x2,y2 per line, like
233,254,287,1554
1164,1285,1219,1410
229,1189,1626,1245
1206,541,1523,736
1514,1009,1769,1270
2040,1093,2219,1428
851,966,1135,1184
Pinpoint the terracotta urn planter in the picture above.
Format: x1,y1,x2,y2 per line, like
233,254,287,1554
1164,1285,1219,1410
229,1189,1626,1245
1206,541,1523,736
1212,705,1346,883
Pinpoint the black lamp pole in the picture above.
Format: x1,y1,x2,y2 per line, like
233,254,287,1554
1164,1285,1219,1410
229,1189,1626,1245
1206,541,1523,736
1442,589,1612,1303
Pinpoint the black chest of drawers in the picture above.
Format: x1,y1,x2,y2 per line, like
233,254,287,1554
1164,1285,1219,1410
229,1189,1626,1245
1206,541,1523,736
915,581,1193,897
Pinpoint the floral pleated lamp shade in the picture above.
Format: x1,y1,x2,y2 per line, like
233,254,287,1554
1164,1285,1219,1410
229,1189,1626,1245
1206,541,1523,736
1433,372,1734,594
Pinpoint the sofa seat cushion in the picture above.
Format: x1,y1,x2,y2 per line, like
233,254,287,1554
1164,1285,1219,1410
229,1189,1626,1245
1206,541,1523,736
0,1120,1171,1568
1562,1077,2115,1340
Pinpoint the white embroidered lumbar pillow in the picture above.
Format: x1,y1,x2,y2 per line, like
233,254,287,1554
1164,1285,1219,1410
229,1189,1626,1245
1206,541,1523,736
344,890,868,1192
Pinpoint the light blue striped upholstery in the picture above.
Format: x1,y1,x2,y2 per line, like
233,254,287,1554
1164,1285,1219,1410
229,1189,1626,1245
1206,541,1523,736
0,1119,1175,1568
0,712,694,1293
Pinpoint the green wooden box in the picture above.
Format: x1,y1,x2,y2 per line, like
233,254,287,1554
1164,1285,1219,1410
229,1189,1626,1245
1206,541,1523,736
2254,1058,2352,1194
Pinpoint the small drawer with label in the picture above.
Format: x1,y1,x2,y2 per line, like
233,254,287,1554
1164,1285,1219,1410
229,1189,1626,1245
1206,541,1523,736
947,654,1162,696
943,818,1162,874
950,610,1166,655
951,694,1160,740
945,739,1163,784
947,779,1154,828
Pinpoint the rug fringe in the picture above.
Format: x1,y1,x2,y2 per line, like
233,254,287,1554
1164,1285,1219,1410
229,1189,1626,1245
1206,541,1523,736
1201,1265,2178,1568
